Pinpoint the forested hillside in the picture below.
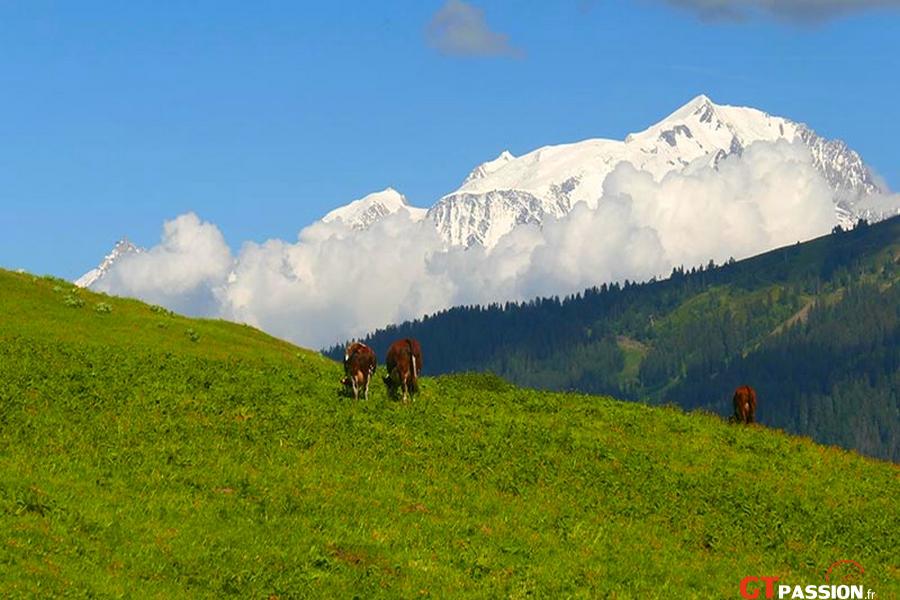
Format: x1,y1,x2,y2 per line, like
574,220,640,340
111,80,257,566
330,217,900,460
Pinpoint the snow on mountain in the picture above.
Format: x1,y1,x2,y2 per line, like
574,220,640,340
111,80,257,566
74,238,143,288
75,190,428,289
461,150,516,186
321,187,427,231
78,96,897,289
427,95,889,247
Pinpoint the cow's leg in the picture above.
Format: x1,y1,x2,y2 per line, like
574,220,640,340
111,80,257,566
352,375,359,401
364,374,370,401
386,370,396,399
402,376,408,403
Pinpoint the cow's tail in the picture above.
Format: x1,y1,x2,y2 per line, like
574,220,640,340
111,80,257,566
406,339,417,379
406,339,418,395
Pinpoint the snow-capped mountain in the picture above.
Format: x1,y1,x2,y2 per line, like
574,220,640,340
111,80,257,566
427,95,886,247
74,238,143,288
321,187,426,231
77,95,898,288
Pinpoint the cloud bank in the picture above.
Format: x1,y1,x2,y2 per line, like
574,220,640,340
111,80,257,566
657,0,900,22
426,0,523,58
99,140,839,349
94,213,231,315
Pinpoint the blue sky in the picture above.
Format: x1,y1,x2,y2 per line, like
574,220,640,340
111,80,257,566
1,0,898,279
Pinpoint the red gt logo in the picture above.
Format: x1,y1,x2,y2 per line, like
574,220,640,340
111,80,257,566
740,576,781,599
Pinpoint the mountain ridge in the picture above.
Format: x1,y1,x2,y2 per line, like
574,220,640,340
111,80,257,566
428,94,886,247
76,95,899,288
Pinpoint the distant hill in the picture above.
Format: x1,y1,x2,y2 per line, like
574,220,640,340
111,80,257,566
1,269,897,596
332,216,900,461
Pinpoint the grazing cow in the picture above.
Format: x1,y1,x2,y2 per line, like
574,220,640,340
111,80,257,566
342,342,376,400
732,385,757,424
383,338,423,402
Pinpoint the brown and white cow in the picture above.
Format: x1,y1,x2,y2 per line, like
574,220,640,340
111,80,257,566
732,385,757,424
383,338,423,403
342,342,377,400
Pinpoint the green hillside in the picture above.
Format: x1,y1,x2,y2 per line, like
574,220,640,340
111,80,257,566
1,270,897,597
339,217,900,460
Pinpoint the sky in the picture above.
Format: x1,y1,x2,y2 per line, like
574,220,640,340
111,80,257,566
1,0,898,281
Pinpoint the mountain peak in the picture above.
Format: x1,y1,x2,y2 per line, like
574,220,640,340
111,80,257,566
379,186,402,199
101,238,142,264
322,187,426,230
462,149,517,186
663,94,720,124
687,93,713,108
111,237,139,253
74,237,143,288
368,187,407,207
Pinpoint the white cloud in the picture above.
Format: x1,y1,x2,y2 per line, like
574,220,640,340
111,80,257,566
658,0,900,22
426,0,522,58
218,214,456,347
98,140,840,349
600,140,836,267
850,191,900,221
95,212,232,315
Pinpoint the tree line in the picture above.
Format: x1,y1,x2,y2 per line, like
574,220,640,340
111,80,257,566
325,217,900,460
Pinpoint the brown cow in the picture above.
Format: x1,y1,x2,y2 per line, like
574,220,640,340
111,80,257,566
732,385,757,424
383,338,423,402
342,342,376,400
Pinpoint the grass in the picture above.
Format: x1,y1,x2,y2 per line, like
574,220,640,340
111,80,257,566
0,269,897,598
615,336,648,387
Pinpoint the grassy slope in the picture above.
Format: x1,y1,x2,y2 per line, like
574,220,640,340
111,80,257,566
346,218,900,389
343,218,900,459
0,270,897,598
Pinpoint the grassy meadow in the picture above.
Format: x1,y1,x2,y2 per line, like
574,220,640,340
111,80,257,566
0,269,897,597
